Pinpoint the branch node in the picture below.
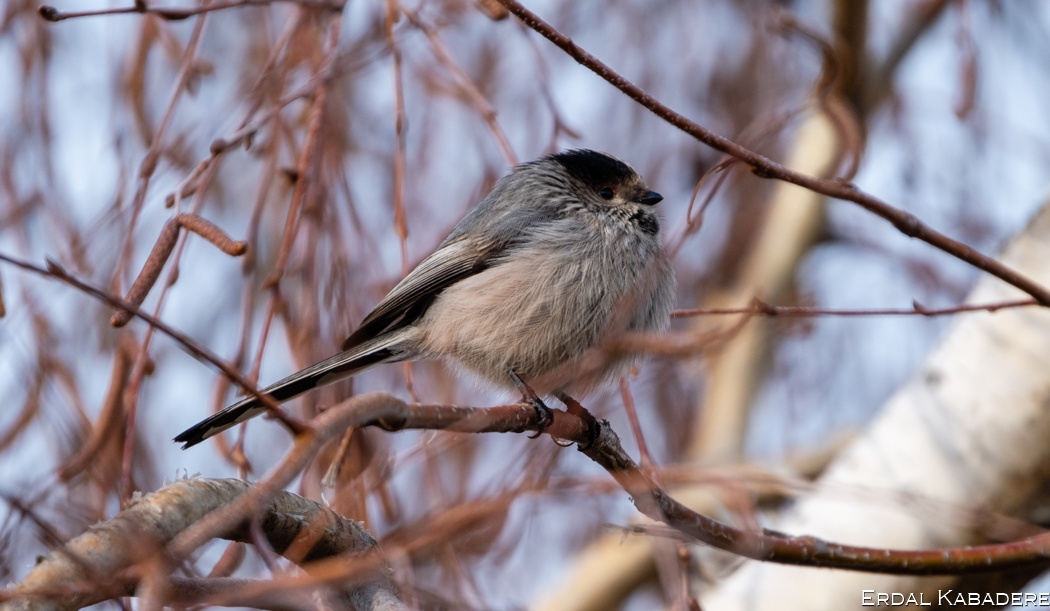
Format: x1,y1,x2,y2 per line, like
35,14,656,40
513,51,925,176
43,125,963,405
44,258,67,277
372,415,407,431
748,163,775,179
752,297,777,316
139,150,160,178
895,211,923,238
38,5,62,21
157,8,191,19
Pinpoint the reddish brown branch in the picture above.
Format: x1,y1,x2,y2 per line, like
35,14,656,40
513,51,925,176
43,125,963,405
110,221,179,328
861,0,953,115
166,42,327,208
110,214,246,327
618,377,655,474
576,419,1050,575
118,171,230,500
952,0,977,119
9,381,1050,591
672,297,1039,319
668,158,738,257
494,0,1050,307
305,398,1050,575
0,253,309,437
205,395,1050,575
263,20,341,286
770,8,863,179
111,9,207,295
233,17,342,455
177,392,1050,576
384,0,410,275
38,0,342,22
401,7,519,166
55,336,136,482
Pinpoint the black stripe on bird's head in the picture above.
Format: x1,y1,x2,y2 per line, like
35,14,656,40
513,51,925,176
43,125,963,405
549,149,638,191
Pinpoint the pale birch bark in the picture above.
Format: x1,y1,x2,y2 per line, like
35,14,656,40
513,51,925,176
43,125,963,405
700,196,1050,609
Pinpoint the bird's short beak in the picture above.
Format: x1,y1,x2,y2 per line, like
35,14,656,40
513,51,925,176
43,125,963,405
639,191,663,206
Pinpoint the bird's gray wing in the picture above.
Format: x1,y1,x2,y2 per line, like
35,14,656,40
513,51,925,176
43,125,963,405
343,165,566,352
341,238,503,351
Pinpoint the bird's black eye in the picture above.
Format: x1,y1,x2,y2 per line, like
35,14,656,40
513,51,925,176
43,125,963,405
599,186,616,200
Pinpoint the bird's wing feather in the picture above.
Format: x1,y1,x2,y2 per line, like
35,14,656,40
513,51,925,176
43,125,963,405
341,238,501,351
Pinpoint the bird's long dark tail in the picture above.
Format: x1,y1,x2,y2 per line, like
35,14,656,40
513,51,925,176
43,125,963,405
174,334,408,449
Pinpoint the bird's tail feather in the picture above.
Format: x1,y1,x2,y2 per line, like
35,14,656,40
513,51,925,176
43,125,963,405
174,334,409,449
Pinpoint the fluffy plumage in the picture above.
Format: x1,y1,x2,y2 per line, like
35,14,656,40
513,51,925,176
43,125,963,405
174,150,675,449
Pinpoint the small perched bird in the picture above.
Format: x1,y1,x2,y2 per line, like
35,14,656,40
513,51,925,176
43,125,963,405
175,149,676,449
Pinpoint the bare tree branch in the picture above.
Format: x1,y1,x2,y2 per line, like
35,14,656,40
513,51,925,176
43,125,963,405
494,0,1050,307
0,478,400,611
38,0,342,22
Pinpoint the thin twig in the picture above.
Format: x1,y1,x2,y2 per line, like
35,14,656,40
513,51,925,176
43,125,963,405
384,0,410,275
38,0,342,22
166,66,328,208
237,17,342,449
111,8,208,292
672,297,1039,318
618,376,655,474
263,20,342,285
111,214,246,327
862,0,953,115
0,253,309,436
401,7,519,166
119,158,232,501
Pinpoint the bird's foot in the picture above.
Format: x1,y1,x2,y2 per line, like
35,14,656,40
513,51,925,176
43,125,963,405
558,393,600,451
507,370,554,438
